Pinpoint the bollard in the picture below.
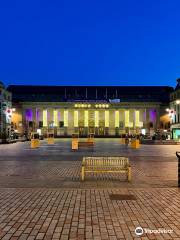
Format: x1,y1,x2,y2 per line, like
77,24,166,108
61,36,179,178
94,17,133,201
72,139,78,150
131,139,140,149
176,152,180,187
31,133,40,148
47,133,54,144
47,137,54,144
72,133,79,150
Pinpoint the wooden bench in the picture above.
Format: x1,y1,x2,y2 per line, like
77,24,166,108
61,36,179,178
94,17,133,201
78,141,94,147
81,156,131,181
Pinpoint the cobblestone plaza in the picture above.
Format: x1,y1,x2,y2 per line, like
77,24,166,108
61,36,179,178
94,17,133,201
0,139,179,240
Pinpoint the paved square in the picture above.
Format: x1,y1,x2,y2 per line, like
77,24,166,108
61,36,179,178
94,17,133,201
0,139,179,239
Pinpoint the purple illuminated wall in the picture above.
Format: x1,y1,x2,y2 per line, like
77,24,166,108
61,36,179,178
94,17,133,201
58,111,60,121
36,109,40,121
47,110,50,121
144,111,146,121
25,109,33,121
149,109,156,122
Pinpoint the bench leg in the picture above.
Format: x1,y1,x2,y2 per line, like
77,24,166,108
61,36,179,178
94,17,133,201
81,166,85,181
128,166,131,182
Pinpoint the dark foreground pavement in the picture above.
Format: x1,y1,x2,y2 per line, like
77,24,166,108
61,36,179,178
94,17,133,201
0,139,179,239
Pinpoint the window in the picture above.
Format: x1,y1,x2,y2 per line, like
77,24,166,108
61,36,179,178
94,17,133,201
29,121,33,128
39,121,43,128
59,121,64,128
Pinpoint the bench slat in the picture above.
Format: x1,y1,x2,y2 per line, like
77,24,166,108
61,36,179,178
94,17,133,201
81,156,131,181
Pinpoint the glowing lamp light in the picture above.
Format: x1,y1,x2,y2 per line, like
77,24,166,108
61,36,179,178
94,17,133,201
115,111,119,127
95,111,99,127
94,104,109,108
84,110,88,127
176,100,180,104
64,110,68,127
43,110,48,127
141,129,146,135
74,110,78,127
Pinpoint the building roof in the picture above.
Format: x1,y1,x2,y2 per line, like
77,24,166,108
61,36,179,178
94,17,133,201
175,78,180,91
0,81,5,89
7,85,173,103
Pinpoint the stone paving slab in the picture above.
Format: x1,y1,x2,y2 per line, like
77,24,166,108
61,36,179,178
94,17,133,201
0,139,180,159
0,188,180,240
0,159,177,188
0,140,179,239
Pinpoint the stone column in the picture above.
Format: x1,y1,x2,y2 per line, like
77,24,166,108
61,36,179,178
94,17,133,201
156,107,160,131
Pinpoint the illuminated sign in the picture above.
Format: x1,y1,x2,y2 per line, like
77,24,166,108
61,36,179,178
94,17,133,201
109,99,120,103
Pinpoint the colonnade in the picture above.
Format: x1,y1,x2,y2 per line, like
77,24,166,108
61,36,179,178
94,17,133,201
23,108,157,129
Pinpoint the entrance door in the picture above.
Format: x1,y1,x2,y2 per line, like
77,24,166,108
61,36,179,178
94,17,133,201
99,127,105,136
89,127,95,134
79,127,84,137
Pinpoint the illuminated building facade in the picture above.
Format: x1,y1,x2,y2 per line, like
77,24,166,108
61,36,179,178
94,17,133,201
7,85,173,137
0,82,12,139
169,79,180,139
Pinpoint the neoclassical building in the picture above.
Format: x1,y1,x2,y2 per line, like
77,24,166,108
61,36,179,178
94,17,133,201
169,79,180,139
7,85,173,137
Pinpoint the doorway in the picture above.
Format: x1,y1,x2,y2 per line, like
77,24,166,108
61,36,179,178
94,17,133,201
99,127,105,136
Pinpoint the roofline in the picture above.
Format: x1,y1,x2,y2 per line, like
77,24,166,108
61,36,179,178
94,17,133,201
7,85,174,88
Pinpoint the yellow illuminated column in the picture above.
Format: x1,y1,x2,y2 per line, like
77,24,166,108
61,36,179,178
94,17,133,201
64,110,68,127
74,110,78,127
53,110,58,127
95,111,99,127
135,110,140,127
125,110,129,127
84,110,89,127
105,110,109,127
115,111,119,127
43,109,48,127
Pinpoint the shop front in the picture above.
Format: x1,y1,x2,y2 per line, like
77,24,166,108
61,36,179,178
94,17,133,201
171,124,180,140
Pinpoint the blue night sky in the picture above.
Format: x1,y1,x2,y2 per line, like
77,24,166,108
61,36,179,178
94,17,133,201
0,0,180,87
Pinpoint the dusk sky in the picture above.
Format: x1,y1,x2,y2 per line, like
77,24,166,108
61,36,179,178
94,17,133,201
0,0,180,87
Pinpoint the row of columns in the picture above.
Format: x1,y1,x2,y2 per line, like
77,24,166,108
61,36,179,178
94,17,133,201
24,109,153,128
